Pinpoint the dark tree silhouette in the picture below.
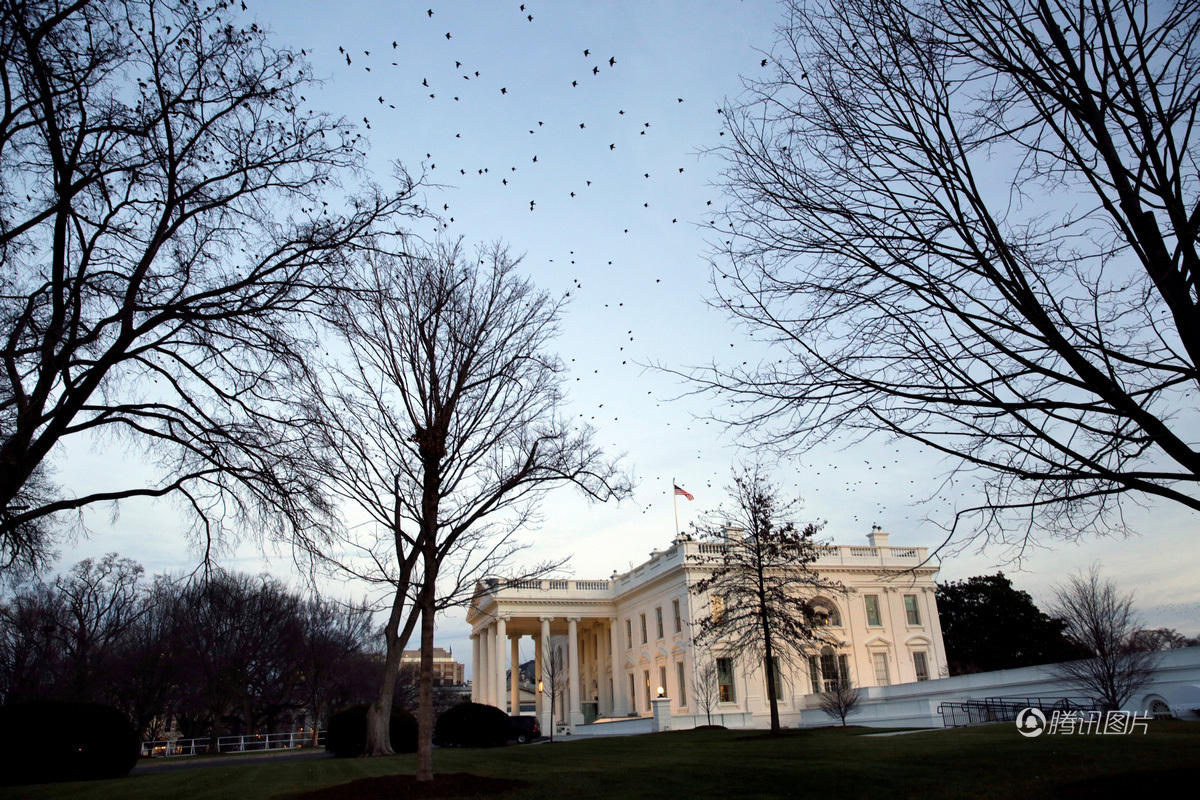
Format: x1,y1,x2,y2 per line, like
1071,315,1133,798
702,0,1200,554
289,239,628,778
817,679,861,727
0,0,418,571
936,573,1086,675
690,465,839,734
1050,568,1160,711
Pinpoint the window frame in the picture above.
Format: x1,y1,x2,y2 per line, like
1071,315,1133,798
864,594,882,627
872,651,890,685
655,606,664,639
672,598,682,632
904,594,921,626
676,660,687,706
625,618,632,649
640,613,648,644
913,650,930,681
716,656,736,703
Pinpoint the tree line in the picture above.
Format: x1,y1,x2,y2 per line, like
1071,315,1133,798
0,554,379,741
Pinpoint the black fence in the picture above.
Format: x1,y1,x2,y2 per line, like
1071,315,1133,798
936,696,1101,727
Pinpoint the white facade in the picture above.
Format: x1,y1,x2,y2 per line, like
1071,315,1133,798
466,527,948,732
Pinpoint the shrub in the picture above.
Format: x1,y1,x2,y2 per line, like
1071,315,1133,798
0,700,139,784
434,702,509,747
325,704,417,757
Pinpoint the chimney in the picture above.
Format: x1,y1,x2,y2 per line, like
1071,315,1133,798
867,524,889,548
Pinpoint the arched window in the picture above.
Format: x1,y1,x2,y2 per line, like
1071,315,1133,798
805,599,842,628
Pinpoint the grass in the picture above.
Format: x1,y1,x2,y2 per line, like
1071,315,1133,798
3,721,1198,800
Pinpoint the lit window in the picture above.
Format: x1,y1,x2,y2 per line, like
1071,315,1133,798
672,598,682,632
655,607,664,639
904,595,921,625
717,657,736,702
807,600,841,627
913,651,929,681
865,595,882,627
711,595,726,625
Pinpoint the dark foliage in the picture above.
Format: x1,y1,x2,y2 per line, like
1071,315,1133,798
936,574,1088,675
433,702,509,748
326,704,417,757
0,555,376,740
0,700,138,784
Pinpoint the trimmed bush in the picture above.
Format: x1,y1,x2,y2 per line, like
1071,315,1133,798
325,704,417,757
434,702,509,747
0,700,139,784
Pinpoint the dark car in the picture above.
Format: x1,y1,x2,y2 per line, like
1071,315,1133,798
507,715,541,744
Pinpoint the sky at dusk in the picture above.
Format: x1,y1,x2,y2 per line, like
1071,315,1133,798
46,1,1200,673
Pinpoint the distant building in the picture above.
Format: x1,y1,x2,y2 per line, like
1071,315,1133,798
400,646,465,685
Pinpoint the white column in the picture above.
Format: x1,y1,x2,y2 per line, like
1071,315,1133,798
598,624,611,715
568,617,582,727
494,616,507,711
480,627,491,705
510,634,521,714
471,633,480,702
534,632,544,719
609,616,628,715
490,622,501,706
539,617,553,735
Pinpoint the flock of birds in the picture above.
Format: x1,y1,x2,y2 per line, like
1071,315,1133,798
302,2,959,532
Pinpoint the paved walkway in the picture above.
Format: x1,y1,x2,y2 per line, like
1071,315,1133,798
133,748,333,774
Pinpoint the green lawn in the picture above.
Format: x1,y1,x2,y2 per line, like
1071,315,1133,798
4,722,1198,800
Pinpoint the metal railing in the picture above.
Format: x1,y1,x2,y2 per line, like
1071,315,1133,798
140,729,326,757
937,696,1101,727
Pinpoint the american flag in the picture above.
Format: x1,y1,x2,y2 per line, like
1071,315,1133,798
673,484,694,501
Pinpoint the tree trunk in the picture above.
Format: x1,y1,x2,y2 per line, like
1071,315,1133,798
364,624,408,755
415,567,437,781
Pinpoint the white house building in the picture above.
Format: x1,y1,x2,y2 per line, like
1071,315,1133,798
466,526,948,733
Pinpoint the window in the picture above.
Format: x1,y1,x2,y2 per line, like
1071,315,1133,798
816,649,850,692
640,613,648,644
872,652,890,685
655,606,664,639
717,657,736,702
676,661,687,706
764,656,785,700
806,600,841,627
904,594,921,625
913,651,929,681
629,674,636,711
625,619,632,648
643,670,651,710
711,595,726,625
673,598,682,632
808,655,821,694
865,594,882,627
659,666,667,699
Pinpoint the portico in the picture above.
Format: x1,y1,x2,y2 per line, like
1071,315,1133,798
466,585,627,733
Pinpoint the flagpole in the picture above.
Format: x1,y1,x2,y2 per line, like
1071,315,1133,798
672,476,679,536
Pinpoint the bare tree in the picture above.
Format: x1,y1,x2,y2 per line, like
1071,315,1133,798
690,465,839,734
540,642,567,741
290,239,628,778
0,0,418,571
699,0,1200,554
691,654,721,727
818,680,861,727
1050,568,1160,711
1128,628,1200,652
